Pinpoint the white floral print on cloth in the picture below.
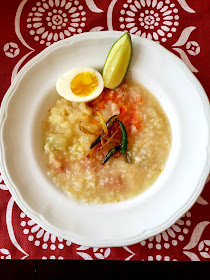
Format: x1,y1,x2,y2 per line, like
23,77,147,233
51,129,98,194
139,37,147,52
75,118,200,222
119,0,179,42
76,246,111,260
140,212,192,250
3,42,20,58
20,212,71,251
27,0,86,46
147,255,177,261
183,221,210,261
172,26,200,72
186,41,200,56
0,249,11,259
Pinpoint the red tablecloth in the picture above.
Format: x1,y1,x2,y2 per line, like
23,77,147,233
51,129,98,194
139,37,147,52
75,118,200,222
0,0,209,260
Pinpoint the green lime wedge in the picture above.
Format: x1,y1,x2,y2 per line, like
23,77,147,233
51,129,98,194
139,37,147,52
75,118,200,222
102,32,132,89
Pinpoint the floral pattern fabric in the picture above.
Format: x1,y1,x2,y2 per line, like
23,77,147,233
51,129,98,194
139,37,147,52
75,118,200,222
0,0,210,260
26,0,86,46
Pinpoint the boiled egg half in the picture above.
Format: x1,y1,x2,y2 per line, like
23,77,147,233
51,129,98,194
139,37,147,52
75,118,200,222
56,67,104,102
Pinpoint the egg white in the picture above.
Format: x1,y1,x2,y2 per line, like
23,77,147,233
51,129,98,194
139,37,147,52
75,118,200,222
56,67,104,102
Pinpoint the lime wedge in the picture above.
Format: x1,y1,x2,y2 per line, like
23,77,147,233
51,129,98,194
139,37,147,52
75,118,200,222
102,32,132,89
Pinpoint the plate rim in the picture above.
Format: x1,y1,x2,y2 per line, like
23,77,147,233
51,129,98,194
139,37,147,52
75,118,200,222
0,31,210,247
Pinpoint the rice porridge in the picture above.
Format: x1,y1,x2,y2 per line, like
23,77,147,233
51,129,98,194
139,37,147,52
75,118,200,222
42,81,171,203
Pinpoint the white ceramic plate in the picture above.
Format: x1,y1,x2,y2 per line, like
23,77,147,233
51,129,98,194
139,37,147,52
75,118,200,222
0,31,210,247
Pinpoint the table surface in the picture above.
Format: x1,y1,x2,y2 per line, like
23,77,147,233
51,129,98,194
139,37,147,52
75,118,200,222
0,0,209,261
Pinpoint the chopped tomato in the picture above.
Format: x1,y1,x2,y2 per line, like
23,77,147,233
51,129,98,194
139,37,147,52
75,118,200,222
96,102,105,110
120,105,128,115
88,84,142,132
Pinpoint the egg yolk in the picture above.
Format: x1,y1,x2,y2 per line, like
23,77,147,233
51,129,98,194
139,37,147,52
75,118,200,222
70,72,99,97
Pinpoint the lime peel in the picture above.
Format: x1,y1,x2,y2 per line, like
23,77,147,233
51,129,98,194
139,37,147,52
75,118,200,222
102,32,132,89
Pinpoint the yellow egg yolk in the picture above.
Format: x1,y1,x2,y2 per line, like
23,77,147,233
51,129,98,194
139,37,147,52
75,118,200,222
70,72,99,97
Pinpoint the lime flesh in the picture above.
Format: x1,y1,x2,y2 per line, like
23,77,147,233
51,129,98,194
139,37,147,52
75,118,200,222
102,32,132,89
